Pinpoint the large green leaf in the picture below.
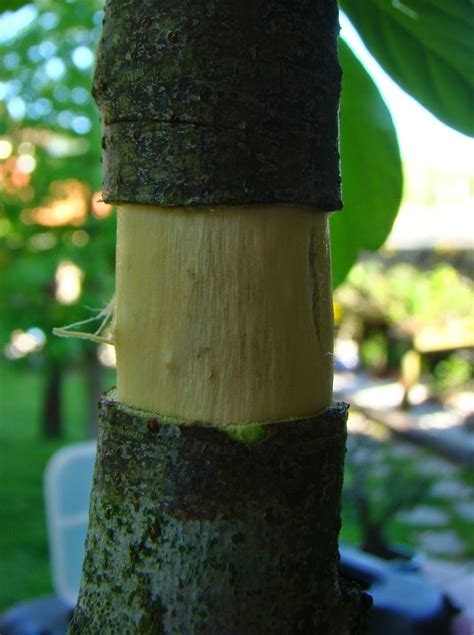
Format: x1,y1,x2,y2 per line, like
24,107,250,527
331,40,403,287
340,0,474,136
0,0,31,12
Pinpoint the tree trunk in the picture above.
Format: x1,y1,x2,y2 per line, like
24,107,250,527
71,0,369,632
42,359,62,438
70,396,369,634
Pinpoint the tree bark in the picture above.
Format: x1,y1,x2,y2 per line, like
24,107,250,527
94,0,341,209
71,0,369,632
70,395,369,634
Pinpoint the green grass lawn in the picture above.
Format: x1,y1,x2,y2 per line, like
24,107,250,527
0,362,115,612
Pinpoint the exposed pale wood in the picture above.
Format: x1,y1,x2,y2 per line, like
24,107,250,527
115,205,334,424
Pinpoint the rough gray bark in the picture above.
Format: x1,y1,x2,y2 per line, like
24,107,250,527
94,0,342,209
70,395,369,634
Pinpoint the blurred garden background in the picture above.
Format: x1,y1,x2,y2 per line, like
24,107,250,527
0,0,473,621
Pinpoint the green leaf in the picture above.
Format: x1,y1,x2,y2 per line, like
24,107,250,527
340,0,474,136
331,40,403,287
0,0,31,12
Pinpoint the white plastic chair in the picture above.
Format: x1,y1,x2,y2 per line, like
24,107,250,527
44,441,97,607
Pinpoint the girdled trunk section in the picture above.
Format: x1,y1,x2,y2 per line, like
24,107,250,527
69,0,370,631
